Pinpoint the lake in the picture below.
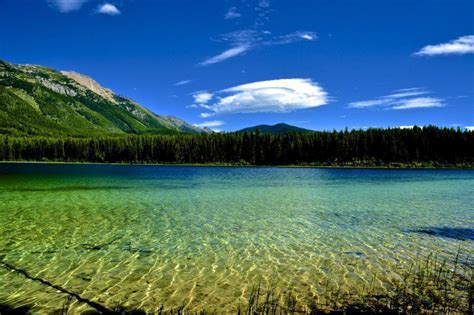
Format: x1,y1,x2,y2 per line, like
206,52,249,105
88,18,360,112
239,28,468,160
0,163,472,313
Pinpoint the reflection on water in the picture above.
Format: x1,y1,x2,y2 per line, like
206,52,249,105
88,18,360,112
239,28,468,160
409,227,474,242
0,164,473,313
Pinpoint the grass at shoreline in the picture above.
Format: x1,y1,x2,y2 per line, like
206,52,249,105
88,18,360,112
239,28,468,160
1,160,473,170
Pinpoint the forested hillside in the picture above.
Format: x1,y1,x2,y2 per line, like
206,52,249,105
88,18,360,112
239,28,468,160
0,59,205,136
1,126,472,167
238,123,312,135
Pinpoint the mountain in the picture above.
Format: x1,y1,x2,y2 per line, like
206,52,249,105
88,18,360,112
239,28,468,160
0,59,206,136
238,123,313,135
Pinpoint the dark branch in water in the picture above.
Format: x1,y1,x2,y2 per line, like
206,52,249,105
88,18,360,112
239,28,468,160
21,236,154,259
81,237,154,256
0,260,112,313
81,236,123,251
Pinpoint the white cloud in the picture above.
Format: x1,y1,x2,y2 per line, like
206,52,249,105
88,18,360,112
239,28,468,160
225,7,241,20
193,91,214,104
174,80,192,86
385,88,429,98
198,78,328,117
391,97,444,110
200,29,316,66
414,35,474,56
398,125,415,129
48,0,87,12
300,34,315,41
200,45,251,66
465,126,474,131
193,121,225,128
272,31,317,45
349,88,444,110
97,3,120,15
349,99,392,108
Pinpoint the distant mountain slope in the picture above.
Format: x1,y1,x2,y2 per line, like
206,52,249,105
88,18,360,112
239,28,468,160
0,59,205,136
238,123,313,134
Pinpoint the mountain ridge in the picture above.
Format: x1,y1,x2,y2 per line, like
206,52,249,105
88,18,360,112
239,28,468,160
61,70,117,104
0,59,207,136
238,123,313,134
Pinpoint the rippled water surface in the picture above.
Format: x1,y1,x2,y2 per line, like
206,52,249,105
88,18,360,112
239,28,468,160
0,164,473,312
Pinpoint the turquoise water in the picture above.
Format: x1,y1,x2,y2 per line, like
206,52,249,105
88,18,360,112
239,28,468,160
0,164,473,312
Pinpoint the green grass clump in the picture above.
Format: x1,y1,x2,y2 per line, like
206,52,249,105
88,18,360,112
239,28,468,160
238,250,473,314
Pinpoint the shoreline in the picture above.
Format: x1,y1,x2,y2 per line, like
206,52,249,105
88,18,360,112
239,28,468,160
0,160,473,170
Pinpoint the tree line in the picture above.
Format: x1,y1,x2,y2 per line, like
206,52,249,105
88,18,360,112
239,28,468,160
0,126,473,167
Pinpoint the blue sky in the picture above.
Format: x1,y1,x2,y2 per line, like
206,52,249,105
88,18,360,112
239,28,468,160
0,0,473,131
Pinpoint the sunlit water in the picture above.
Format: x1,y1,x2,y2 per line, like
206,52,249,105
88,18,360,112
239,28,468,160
0,164,473,313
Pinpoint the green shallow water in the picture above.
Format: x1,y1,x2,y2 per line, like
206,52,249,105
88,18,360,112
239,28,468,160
0,164,473,313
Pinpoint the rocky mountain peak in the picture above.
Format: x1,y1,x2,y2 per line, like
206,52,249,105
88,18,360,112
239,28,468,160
61,71,117,104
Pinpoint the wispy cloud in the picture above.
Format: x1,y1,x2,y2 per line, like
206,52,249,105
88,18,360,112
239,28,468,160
272,31,317,44
465,126,474,131
225,7,241,20
254,0,272,27
414,35,474,56
196,78,328,118
97,3,121,15
47,0,88,12
349,99,392,108
391,97,444,110
385,87,428,98
200,30,316,66
193,121,225,128
174,80,192,86
349,88,444,110
200,45,251,66
199,0,314,66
